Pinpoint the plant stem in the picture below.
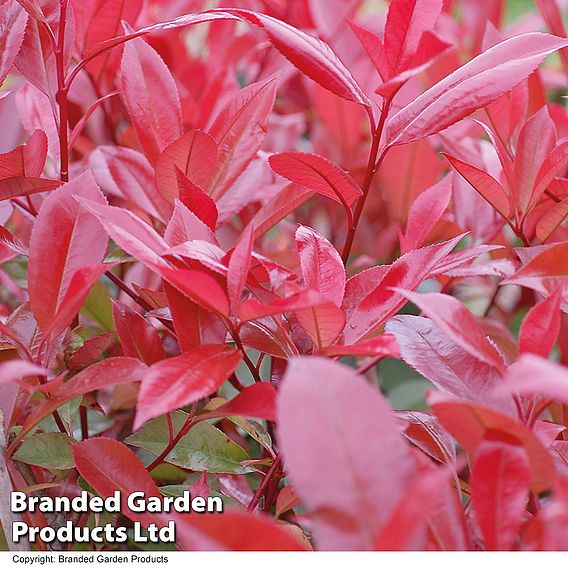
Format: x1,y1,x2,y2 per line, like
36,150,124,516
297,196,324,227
341,98,393,264
230,327,262,383
79,406,89,440
247,454,282,512
56,0,70,183
146,406,197,473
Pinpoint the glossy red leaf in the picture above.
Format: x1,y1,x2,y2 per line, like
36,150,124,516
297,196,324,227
28,171,108,336
112,301,165,365
321,334,400,358
444,153,511,219
383,0,443,74
0,130,46,179
176,169,218,231
73,437,165,528
536,197,568,243
400,174,452,253
472,439,530,550
277,357,414,550
269,152,362,209
119,36,182,165
199,382,277,422
154,130,218,205
386,33,568,146
519,288,562,357
343,235,464,343
135,345,242,430
0,177,61,202
514,107,556,213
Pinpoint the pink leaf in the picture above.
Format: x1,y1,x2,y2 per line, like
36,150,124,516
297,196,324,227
386,33,568,146
295,225,345,306
0,359,48,384
269,152,362,209
519,288,562,357
0,1,28,85
472,439,530,550
395,291,506,373
400,174,452,253
119,36,182,165
277,357,414,550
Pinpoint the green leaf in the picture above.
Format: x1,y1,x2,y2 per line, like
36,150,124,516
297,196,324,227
13,433,75,470
126,411,252,474
82,281,114,331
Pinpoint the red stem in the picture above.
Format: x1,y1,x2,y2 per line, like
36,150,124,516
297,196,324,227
247,454,282,512
56,0,70,183
341,98,393,264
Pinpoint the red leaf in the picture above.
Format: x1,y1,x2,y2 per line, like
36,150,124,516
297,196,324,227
277,357,414,550
386,33,568,146
155,130,218,205
348,20,389,81
0,177,61,202
375,468,450,550
72,437,164,528
200,382,277,422
514,107,556,213
89,146,171,222
269,152,362,209
119,36,182,165
519,288,562,357
176,169,218,231
0,130,46,179
28,171,108,336
295,303,345,349
383,0,443,74
472,439,530,550
112,301,165,365
394,291,506,373
536,197,568,243
444,153,511,219
207,79,276,199
223,9,371,111
429,393,555,492
0,1,27,85
400,174,452,253
386,315,509,410
134,345,242,429
295,225,345,307
343,235,464,343
251,184,313,239
503,241,568,302
164,282,226,351
227,224,254,311
320,334,400,358
16,358,147,444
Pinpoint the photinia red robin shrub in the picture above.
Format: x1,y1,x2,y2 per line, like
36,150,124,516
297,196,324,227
1,0,568,552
